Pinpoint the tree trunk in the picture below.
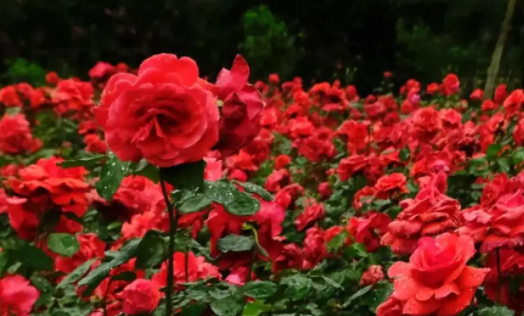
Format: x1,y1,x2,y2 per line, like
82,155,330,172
484,0,517,99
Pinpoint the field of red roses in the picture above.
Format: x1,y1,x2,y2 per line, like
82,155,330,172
0,53,523,316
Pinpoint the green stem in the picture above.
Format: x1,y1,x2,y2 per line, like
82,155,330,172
160,174,180,316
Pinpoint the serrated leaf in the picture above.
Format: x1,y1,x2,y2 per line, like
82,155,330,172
281,275,312,300
242,300,269,316
57,258,97,289
96,153,132,200
242,281,277,299
160,160,206,190
224,192,261,216
47,233,80,257
235,182,273,201
132,160,159,183
218,235,255,253
399,146,410,161
370,282,393,311
179,193,213,214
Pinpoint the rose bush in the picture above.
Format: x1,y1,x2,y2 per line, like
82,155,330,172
0,57,522,316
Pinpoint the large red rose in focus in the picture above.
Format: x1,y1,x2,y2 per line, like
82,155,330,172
96,54,219,167
384,233,489,316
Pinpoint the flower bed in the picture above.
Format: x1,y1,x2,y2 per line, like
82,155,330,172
0,54,522,316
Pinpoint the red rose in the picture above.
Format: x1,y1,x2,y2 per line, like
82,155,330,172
46,71,60,85
426,83,438,95
152,252,221,287
439,74,460,96
0,275,40,316
514,118,524,145
0,86,22,107
318,182,332,199
382,183,462,255
338,155,368,181
88,61,116,80
377,297,403,316
96,53,219,167
122,279,161,315
52,79,94,117
302,226,327,269
348,212,390,252
504,89,524,117
275,154,291,169
360,265,385,286
387,233,489,316
470,88,484,101
494,84,508,104
411,107,441,142
0,114,41,155
295,201,325,231
374,173,408,199
213,55,264,156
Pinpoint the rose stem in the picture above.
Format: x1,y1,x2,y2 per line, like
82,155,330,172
160,174,181,316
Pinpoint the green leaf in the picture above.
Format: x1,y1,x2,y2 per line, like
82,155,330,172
47,233,80,257
498,157,511,173
224,192,261,216
242,281,277,299
218,235,255,253
242,300,270,316
135,232,165,269
487,143,502,160
327,231,349,253
512,147,524,166
96,153,132,200
399,146,410,161
179,193,213,214
14,243,53,271
204,180,239,204
235,182,273,201
112,271,136,282
181,303,206,316
281,275,312,300
370,282,393,312
478,305,515,316
31,274,54,308
160,160,206,190
210,294,245,316
58,155,105,168
0,251,11,276
132,160,159,183
57,258,97,289
78,239,140,297
343,285,373,307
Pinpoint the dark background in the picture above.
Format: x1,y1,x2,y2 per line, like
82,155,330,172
1,0,523,94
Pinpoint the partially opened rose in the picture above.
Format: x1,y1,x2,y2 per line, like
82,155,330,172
213,55,265,156
95,53,219,167
384,233,489,316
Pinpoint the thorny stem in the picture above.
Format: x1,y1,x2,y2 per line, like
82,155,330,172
160,174,181,316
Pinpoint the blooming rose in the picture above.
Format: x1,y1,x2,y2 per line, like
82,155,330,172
0,114,41,155
374,173,408,199
88,61,116,81
360,265,385,286
384,233,488,316
122,279,161,315
0,86,22,107
382,182,462,255
0,275,40,316
152,252,221,287
96,53,219,167
295,201,325,231
348,212,391,252
411,107,441,142
213,55,265,156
